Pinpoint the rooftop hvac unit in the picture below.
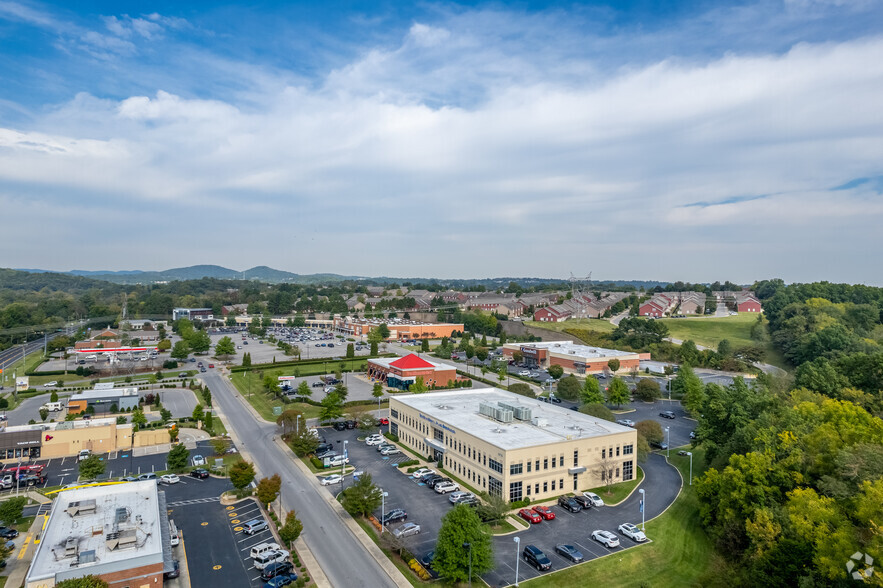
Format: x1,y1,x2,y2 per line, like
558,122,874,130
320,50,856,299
63,537,79,558
66,500,97,517
479,403,514,424
532,417,548,427
106,529,138,551
497,402,532,421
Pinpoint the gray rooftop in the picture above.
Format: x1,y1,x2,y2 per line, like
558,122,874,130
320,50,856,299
26,481,166,585
393,388,634,451
505,340,639,360
70,387,139,401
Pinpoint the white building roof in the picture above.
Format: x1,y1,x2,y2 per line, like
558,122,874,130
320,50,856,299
26,481,166,585
70,387,139,401
506,340,638,360
393,389,634,451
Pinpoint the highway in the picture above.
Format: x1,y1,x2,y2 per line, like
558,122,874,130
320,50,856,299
201,370,399,588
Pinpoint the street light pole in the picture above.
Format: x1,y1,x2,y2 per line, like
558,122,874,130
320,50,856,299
296,414,301,437
514,536,521,586
639,488,646,531
687,451,693,486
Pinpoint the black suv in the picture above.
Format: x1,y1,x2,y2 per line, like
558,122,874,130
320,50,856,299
381,509,408,525
0,527,18,539
190,468,209,479
557,496,582,513
260,561,294,581
426,477,451,490
659,410,676,419
421,474,443,486
522,545,551,571
345,420,357,429
573,495,594,509
332,422,347,431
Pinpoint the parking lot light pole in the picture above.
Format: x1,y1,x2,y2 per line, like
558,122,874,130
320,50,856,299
639,488,646,531
687,451,693,485
514,536,521,586
665,427,670,458
342,440,348,479
380,488,388,534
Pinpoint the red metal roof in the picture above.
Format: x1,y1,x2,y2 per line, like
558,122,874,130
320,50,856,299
389,354,436,370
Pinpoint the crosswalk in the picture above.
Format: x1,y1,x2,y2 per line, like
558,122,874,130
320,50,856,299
167,497,220,507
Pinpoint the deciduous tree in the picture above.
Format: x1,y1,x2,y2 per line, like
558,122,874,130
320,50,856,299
606,377,630,407
341,473,383,516
229,460,256,490
256,474,282,507
167,443,190,472
433,505,494,583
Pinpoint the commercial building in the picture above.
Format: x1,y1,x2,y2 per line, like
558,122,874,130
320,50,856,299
67,387,141,414
25,481,175,588
367,354,461,389
333,316,464,340
390,389,637,502
172,307,214,321
502,341,647,375
0,419,167,461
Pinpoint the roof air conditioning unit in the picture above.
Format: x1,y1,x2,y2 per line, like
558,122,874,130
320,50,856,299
66,500,97,517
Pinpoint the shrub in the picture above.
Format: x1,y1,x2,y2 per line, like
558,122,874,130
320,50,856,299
310,457,324,469
397,459,419,468
384,432,399,442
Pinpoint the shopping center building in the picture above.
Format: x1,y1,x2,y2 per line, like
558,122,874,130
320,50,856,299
367,354,461,389
389,389,637,502
333,316,463,340
502,340,648,375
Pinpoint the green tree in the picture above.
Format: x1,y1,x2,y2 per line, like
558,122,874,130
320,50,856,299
333,381,348,401
229,460,256,490
673,365,705,414
636,433,650,463
296,380,311,399
50,390,59,403
556,375,581,401
377,324,391,339
579,403,615,421
168,425,179,442
256,474,282,507
289,425,319,456
79,454,106,480
277,409,303,435
717,339,733,358
678,340,700,366
131,407,147,430
39,407,49,422
421,338,430,352
346,343,355,359
278,510,304,548
372,381,384,403
171,340,190,360
341,473,383,516
508,383,535,398
465,345,475,360
215,336,235,357
319,393,344,423
167,443,190,472
606,377,631,407
635,420,663,444
192,403,204,423
475,347,489,362
188,329,211,353
580,376,605,404
547,364,564,379
433,505,494,583
56,576,109,588
0,496,27,525
409,376,428,393
634,378,662,402
242,352,252,368
607,358,621,375
370,341,378,355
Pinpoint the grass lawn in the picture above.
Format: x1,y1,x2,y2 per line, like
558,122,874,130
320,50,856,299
525,319,617,334
230,372,323,421
484,517,518,535
12,516,35,533
525,448,715,588
584,466,644,505
353,516,424,587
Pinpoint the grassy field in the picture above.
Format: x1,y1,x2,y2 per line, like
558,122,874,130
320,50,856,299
230,372,323,421
525,448,715,588
585,466,645,505
525,319,617,334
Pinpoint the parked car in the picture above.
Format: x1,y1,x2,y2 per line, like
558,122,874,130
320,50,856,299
345,420,357,429
320,474,343,486
242,519,269,535
573,495,594,509
192,455,206,466
616,419,635,427
254,549,290,570
365,436,384,446
555,544,584,563
618,522,648,542
411,468,435,479
375,418,389,426
434,481,460,494
419,551,439,578
659,410,676,419
260,561,295,581
332,422,347,431
164,559,180,579
381,509,407,525
421,474,443,487
651,440,669,450
208,364,214,368
312,382,325,388
327,456,350,467
250,542,281,560
557,496,582,513
263,572,298,588
583,491,605,507
690,430,696,439
160,474,180,485
425,477,451,490
519,509,543,524
0,528,18,539
522,544,552,571
592,529,621,548
138,473,157,482
379,446,401,456
190,468,209,479
518,370,530,376
392,522,421,538
459,495,480,507
447,491,471,503
532,505,555,520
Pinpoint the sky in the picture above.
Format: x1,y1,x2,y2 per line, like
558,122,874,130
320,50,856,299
1,0,882,284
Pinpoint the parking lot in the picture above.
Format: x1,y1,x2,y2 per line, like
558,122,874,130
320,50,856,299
315,425,683,586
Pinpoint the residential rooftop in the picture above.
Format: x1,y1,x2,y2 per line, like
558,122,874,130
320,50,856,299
392,388,633,451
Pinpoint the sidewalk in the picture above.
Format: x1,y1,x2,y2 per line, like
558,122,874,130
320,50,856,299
4,512,46,587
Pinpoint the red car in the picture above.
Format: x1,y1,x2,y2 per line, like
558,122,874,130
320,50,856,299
532,505,555,520
375,418,389,426
208,364,215,368
519,509,542,524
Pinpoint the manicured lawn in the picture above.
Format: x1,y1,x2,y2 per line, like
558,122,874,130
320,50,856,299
525,448,715,588
584,466,644,505
484,517,518,535
230,372,323,421
525,319,617,334
13,516,35,533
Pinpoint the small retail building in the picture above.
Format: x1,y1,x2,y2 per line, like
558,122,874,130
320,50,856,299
333,316,464,340
367,354,460,389
0,419,168,461
389,389,637,502
25,480,176,588
502,340,647,375
67,387,141,415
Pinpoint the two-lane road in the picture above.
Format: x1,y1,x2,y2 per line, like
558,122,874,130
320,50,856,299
202,370,398,588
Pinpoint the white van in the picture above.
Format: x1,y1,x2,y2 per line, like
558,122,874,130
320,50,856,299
249,542,281,560
42,402,63,412
169,519,180,547
77,449,91,462
253,549,289,570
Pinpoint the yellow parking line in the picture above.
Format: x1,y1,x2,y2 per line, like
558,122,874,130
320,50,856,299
17,534,32,559
180,530,193,586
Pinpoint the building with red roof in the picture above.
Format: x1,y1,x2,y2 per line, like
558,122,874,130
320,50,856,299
367,353,461,390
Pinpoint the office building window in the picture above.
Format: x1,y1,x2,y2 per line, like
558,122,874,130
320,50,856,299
527,461,532,473
573,474,578,491
616,446,620,457
391,423,398,436
535,459,540,471
526,484,531,496
616,468,620,479
601,448,606,459
552,457,556,468
551,480,556,491
390,408,399,419
489,458,503,474
560,478,564,489
489,476,502,498
543,481,548,493
535,483,540,494
623,460,634,481
543,458,548,470
510,463,523,475
509,481,523,502
573,450,579,467
434,428,444,442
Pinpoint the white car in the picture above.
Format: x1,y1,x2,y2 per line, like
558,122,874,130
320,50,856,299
44,381,58,387
583,491,605,507
320,474,343,486
448,491,471,503
160,474,180,485
518,370,530,376
434,481,460,494
411,468,435,479
616,419,635,428
253,549,290,570
366,436,384,446
192,455,206,466
592,530,620,548
618,523,648,542
380,446,401,456
327,456,350,466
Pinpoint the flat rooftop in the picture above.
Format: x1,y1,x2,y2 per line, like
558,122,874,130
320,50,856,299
71,387,139,400
393,389,634,451
27,481,165,583
507,340,638,359
3,417,120,433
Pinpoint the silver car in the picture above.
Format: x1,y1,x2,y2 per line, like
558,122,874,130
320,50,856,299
393,522,421,538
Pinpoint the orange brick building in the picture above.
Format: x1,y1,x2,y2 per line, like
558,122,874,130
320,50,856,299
502,341,648,375
367,354,461,389
334,316,463,340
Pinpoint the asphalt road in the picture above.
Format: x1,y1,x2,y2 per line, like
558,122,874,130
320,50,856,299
202,370,399,588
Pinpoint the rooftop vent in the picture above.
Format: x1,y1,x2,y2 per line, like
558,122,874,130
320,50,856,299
66,500,97,517
63,537,79,558
115,507,129,525
532,417,548,427
106,529,138,551
479,402,513,424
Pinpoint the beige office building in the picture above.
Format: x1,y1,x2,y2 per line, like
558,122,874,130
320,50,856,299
389,389,637,502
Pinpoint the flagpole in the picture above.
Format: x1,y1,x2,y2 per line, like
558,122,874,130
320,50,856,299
639,488,645,531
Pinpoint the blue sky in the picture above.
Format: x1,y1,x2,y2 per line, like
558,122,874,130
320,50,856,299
1,0,882,283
